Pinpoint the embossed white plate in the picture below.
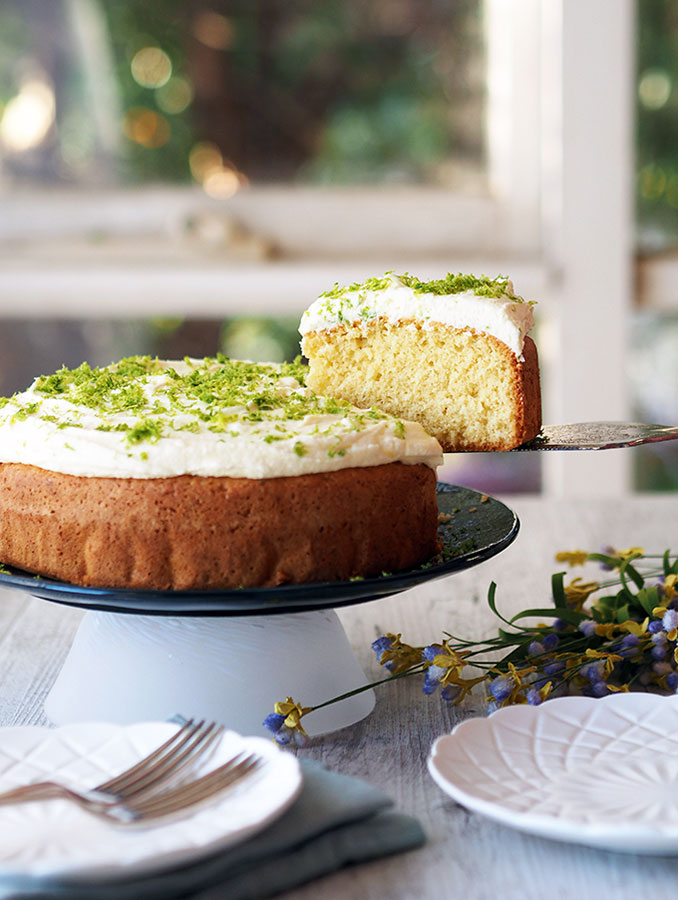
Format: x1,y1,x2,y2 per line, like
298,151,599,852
0,722,302,880
428,693,678,854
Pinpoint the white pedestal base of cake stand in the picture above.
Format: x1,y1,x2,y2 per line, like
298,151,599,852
44,609,375,738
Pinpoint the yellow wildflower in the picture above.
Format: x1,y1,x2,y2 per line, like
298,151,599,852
584,647,622,676
274,697,312,736
556,550,590,566
564,578,600,606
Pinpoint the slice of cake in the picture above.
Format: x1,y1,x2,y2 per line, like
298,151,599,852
299,272,542,452
0,355,443,590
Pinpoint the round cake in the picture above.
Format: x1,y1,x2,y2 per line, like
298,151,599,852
0,356,443,590
300,272,542,452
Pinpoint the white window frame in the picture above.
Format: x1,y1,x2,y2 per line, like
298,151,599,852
0,0,659,500
0,0,545,310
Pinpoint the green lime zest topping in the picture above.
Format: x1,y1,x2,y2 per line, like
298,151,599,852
0,354,406,455
319,271,527,303
126,418,164,445
399,272,524,301
320,274,394,300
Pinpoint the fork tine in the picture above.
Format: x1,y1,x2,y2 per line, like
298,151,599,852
94,719,197,794
98,720,225,801
127,754,263,820
0,721,242,821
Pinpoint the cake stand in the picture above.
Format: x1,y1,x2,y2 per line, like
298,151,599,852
0,484,518,737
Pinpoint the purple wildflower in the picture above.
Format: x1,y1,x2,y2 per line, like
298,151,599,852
590,681,609,697
618,633,639,658
544,661,565,676
423,668,445,695
578,620,597,638
651,641,669,660
422,644,445,695
648,620,664,634
527,641,545,657
262,714,308,747
263,712,286,734
371,635,396,670
542,632,560,651
580,661,605,683
525,687,542,706
422,644,443,663
441,684,462,702
489,675,513,701
663,609,678,632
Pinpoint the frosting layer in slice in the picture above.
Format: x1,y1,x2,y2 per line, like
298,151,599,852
300,272,534,359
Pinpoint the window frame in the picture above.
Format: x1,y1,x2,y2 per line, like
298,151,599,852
0,0,659,500
0,0,545,306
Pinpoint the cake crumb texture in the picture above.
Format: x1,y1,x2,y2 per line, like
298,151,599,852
301,318,542,452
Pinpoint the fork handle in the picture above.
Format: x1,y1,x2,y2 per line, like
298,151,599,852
0,782,67,805
0,781,113,808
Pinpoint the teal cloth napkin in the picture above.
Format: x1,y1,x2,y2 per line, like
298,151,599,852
1,760,426,900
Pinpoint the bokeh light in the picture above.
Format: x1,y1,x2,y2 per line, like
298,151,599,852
192,11,234,50
638,68,672,110
155,76,193,114
123,107,171,148
203,167,241,198
130,46,172,89
188,140,246,197
0,79,55,152
188,141,223,181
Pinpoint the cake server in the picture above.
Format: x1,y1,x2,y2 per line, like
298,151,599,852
513,422,678,451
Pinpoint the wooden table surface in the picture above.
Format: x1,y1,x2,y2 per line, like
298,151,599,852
1,493,677,898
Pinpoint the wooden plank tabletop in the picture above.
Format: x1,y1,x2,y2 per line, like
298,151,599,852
0,494,677,898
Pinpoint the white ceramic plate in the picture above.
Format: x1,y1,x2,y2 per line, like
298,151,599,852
428,693,678,854
0,722,302,880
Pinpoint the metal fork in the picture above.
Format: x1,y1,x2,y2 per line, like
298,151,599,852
1,751,262,825
0,718,224,809
108,752,263,824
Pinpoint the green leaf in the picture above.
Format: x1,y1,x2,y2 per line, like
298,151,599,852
594,591,632,621
510,607,587,626
551,572,567,609
615,604,631,623
498,627,519,641
486,582,515,628
664,550,678,576
621,559,644,590
590,606,605,623
635,586,658,617
588,552,620,569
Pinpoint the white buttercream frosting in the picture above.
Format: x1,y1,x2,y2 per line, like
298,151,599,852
300,272,534,359
0,357,442,479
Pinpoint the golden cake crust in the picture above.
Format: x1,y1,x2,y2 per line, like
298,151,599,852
0,461,439,590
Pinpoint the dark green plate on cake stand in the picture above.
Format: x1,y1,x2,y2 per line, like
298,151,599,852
0,483,518,737
0,483,517,615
